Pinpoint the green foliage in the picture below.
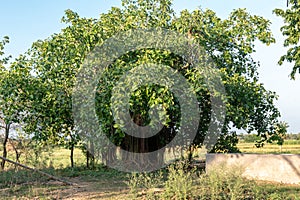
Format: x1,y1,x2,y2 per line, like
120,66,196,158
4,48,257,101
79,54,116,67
22,10,101,166
0,56,33,125
0,37,35,169
274,0,300,79
17,0,284,160
99,1,283,153
0,36,11,66
210,131,241,153
267,121,288,145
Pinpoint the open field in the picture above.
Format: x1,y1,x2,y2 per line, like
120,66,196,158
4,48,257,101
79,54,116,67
238,140,300,154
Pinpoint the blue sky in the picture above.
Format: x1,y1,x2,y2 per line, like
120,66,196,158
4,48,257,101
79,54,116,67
1,0,300,133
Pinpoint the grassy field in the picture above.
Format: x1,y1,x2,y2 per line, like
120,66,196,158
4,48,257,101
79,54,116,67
238,140,300,154
0,142,300,199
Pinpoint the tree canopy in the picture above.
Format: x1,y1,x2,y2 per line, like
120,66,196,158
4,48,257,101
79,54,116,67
274,0,300,79
0,0,287,169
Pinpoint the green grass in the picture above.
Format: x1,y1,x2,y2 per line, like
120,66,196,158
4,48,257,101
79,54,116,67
1,145,86,169
46,147,86,168
1,144,300,199
255,181,300,200
0,163,130,200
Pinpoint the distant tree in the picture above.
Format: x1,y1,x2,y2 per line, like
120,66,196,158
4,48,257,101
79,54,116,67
243,134,261,143
285,133,299,140
268,121,288,145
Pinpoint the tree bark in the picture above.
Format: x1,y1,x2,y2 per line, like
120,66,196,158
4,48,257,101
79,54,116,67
9,138,21,168
69,132,76,168
1,123,10,170
85,142,95,169
89,142,95,169
70,143,74,168
86,148,89,168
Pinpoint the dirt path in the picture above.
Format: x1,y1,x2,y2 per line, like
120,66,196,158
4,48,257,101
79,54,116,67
47,177,130,200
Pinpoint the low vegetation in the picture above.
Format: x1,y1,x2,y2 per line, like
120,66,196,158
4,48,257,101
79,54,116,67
0,142,300,199
126,161,300,200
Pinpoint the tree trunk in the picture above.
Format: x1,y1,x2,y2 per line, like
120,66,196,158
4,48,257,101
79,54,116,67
119,113,163,171
86,148,89,168
9,138,21,167
0,155,76,185
1,123,10,170
85,142,95,169
187,145,195,164
89,142,95,169
70,143,74,168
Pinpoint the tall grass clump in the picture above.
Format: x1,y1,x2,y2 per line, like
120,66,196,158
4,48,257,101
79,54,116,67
196,164,257,199
126,160,298,200
127,161,197,200
127,170,164,199
163,161,196,200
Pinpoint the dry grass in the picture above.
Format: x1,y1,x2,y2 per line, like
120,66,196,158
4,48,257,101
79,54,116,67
237,141,300,154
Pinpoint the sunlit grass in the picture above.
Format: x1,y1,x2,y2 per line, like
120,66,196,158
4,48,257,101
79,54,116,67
238,140,300,154
46,147,86,168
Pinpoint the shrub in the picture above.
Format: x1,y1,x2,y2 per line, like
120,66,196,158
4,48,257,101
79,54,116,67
163,161,196,200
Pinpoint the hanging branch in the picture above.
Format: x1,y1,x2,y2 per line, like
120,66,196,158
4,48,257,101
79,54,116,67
0,155,77,186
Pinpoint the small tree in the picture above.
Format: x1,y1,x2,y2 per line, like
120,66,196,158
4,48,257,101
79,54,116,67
0,37,33,169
